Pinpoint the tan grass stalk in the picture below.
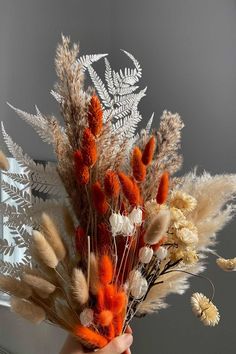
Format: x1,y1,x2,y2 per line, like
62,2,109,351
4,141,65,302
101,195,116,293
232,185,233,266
89,252,99,295
10,297,46,324
0,275,32,299
144,210,170,245
32,230,59,269
41,212,67,261
63,206,75,236
72,268,89,305
22,273,56,295
0,150,9,171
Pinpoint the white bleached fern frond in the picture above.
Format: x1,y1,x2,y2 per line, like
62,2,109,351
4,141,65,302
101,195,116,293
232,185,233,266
87,65,112,108
77,53,107,72
145,113,154,134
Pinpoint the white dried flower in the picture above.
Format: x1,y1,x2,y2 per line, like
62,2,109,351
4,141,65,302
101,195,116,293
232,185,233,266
216,257,236,271
176,228,198,246
191,292,220,326
109,213,124,235
79,308,94,327
129,207,143,225
130,276,148,299
170,207,187,229
128,270,142,286
170,191,197,214
121,216,135,236
139,247,153,264
154,246,168,260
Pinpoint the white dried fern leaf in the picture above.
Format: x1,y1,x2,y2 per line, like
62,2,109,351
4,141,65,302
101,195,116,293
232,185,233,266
145,113,154,134
87,65,112,108
0,239,15,257
77,53,107,72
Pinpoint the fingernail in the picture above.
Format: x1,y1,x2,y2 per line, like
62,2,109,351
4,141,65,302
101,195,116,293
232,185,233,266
121,334,133,347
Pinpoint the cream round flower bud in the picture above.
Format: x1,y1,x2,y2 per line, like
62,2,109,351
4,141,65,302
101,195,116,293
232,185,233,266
176,228,198,245
155,246,168,260
80,308,94,327
128,207,143,225
128,269,142,286
109,213,123,235
121,216,135,236
130,276,148,299
139,247,153,264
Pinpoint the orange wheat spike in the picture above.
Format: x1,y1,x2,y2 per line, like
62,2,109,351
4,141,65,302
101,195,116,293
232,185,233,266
92,182,109,215
107,323,115,340
104,170,120,198
132,147,146,182
75,226,86,253
104,284,116,309
114,313,124,336
96,310,113,327
74,325,108,348
88,95,103,137
142,136,156,166
81,128,97,167
118,173,140,206
99,254,113,285
112,291,127,315
74,150,90,185
97,223,111,253
156,171,169,205
97,285,105,312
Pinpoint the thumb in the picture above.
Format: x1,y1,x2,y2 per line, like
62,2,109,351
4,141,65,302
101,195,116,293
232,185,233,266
98,334,133,354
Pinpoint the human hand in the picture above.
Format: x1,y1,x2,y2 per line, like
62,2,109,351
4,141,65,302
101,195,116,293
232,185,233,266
59,333,133,354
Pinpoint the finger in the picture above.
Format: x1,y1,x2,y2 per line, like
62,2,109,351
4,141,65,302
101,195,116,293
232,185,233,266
125,326,132,335
98,334,133,354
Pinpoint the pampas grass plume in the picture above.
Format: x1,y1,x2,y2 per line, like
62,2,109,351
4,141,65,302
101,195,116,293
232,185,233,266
41,212,66,261
156,171,169,204
144,210,170,245
72,268,89,305
22,273,56,295
62,206,75,236
0,275,32,299
0,150,9,171
32,230,59,269
142,136,156,166
132,146,146,182
10,297,46,324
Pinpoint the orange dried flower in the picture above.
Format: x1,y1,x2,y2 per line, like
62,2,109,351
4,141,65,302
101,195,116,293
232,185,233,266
82,128,97,167
97,223,111,253
75,226,86,252
74,150,90,185
74,325,108,348
118,173,140,206
96,310,113,327
156,171,169,205
107,323,115,340
142,136,156,166
104,170,120,198
104,284,115,309
92,182,109,215
114,313,124,336
132,147,146,182
97,286,105,312
99,254,113,285
112,291,127,315
88,95,103,137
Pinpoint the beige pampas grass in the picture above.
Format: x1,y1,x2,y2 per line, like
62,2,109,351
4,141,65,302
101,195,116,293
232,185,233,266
10,297,46,324
216,257,236,271
33,230,59,269
72,268,89,305
22,273,56,295
0,275,32,299
41,212,67,261
89,252,99,295
144,209,170,245
0,150,9,171
63,206,75,236
191,292,220,326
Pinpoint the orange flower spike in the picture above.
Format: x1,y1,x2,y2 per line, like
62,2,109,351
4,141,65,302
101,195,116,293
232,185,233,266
97,223,111,253
104,170,120,198
74,150,89,185
81,128,97,167
107,323,115,341
75,226,86,252
92,182,109,215
96,310,113,327
114,313,124,336
74,325,108,348
118,173,140,206
104,284,116,309
156,171,169,205
112,291,127,315
99,254,113,285
88,95,103,137
142,136,156,166
132,147,146,182
97,285,105,312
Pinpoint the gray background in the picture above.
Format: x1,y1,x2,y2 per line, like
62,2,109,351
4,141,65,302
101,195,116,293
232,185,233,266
0,0,236,353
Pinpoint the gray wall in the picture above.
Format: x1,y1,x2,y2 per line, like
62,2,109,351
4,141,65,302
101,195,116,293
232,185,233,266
1,1,236,353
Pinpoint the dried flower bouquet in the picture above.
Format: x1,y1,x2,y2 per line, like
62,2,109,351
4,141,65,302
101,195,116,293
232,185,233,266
0,36,236,350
